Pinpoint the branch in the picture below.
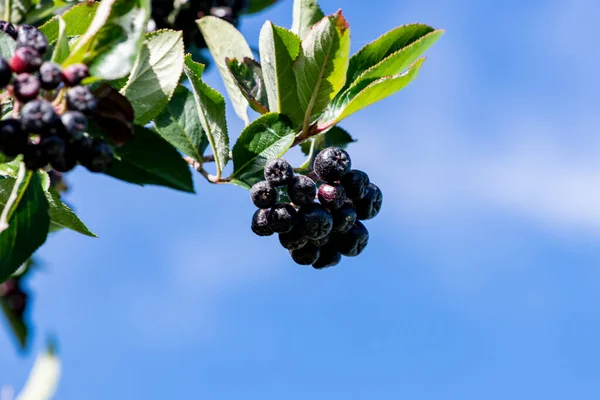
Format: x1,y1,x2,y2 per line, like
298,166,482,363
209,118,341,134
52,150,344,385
184,156,230,184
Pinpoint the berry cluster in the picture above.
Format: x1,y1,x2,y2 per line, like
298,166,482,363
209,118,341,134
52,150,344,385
0,278,27,319
0,21,114,173
250,147,383,269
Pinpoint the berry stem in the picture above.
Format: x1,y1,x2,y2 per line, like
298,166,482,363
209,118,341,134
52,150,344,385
184,155,230,184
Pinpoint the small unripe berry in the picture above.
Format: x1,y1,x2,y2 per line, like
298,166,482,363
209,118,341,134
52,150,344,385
297,203,333,240
314,147,351,182
20,99,59,134
290,243,320,265
66,85,97,112
341,169,370,200
331,202,357,234
318,183,347,210
264,158,294,186
334,222,369,257
354,183,383,220
0,119,27,157
250,180,278,209
16,25,48,55
312,245,341,269
288,175,316,206
251,208,273,236
13,73,40,102
0,21,17,40
39,62,63,90
0,57,12,88
9,47,42,74
62,63,89,87
279,228,308,250
267,203,297,233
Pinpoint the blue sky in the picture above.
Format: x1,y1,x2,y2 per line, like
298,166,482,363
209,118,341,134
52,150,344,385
3,0,600,398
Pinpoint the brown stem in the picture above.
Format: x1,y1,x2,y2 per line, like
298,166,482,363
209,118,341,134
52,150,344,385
184,156,230,184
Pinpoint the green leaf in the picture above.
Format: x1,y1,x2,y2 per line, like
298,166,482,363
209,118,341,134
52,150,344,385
0,0,30,24
231,112,295,185
47,187,96,238
106,125,194,193
321,58,425,126
198,16,254,125
15,345,61,400
50,17,70,64
39,2,100,45
183,55,229,179
155,85,208,163
226,57,269,115
346,24,443,87
0,168,50,283
0,31,16,60
64,0,151,80
293,11,350,130
300,126,355,155
242,0,278,15
121,29,185,125
259,22,303,127
291,0,325,39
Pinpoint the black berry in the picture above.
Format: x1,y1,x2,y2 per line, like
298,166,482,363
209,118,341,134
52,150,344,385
13,73,40,102
20,99,59,133
0,21,17,40
267,203,297,233
310,233,331,248
39,62,63,90
9,47,42,74
331,202,357,234
6,290,27,318
251,208,273,237
61,111,88,140
279,227,308,250
341,169,370,200
354,183,383,220
318,183,347,210
290,243,320,265
0,119,26,157
297,203,333,240
288,175,316,206
79,138,114,173
250,180,278,209
0,57,12,88
312,245,341,269
16,25,48,55
62,63,89,86
264,158,294,186
39,135,65,164
314,147,351,182
66,85,97,112
334,222,369,257
51,145,78,173
23,143,48,170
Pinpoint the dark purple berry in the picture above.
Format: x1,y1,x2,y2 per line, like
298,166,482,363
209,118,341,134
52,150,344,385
7,290,27,317
0,119,26,157
354,183,383,220
279,227,308,250
264,158,294,186
314,147,351,182
318,183,347,210
290,243,320,265
39,135,65,164
23,143,48,170
9,47,42,74
0,57,12,88
331,202,357,234
0,21,17,40
0,279,18,296
39,62,63,90
16,25,48,55
66,85,97,112
13,73,40,102
267,203,297,233
251,208,273,236
312,245,341,269
310,233,331,248
61,111,88,140
62,63,89,86
20,99,59,133
288,175,316,206
333,222,369,257
79,139,114,173
341,169,370,200
250,180,278,209
51,145,78,173
297,203,333,240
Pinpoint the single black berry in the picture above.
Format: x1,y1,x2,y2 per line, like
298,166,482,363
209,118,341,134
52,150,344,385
333,222,369,257
13,73,40,102
290,243,320,265
310,233,331,248
23,143,48,170
288,175,316,206
20,99,59,133
51,145,78,173
16,25,48,55
341,169,370,200
264,158,294,186
267,203,297,233
331,202,357,234
250,180,278,209
314,147,351,182
312,244,341,269
297,203,333,240
251,208,273,237
66,85,97,112
79,139,114,173
279,227,308,250
0,119,27,157
39,135,65,164
62,63,89,86
318,183,347,210
61,111,88,140
9,47,42,74
39,62,63,90
0,57,12,88
0,21,17,40
354,183,383,220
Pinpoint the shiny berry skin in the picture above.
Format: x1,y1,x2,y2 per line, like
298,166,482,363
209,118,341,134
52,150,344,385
23,143,48,170
331,202,357,234
0,21,17,40
61,111,88,140
264,158,294,186
0,57,11,88
66,85,97,112
250,180,278,209
62,63,89,87
39,62,63,90
288,175,316,206
290,243,320,265
312,245,341,269
279,228,308,250
16,25,48,55
267,203,297,233
251,208,273,237
13,73,40,102
297,203,333,240
79,139,114,173
310,233,331,248
354,183,383,220
341,169,370,200
318,183,347,210
0,119,27,157
333,222,369,257
314,147,351,182
20,99,59,134
9,47,42,74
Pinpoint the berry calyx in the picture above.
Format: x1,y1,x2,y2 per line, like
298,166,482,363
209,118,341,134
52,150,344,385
354,183,383,220
39,62,63,90
267,203,297,233
13,73,40,102
9,47,42,74
250,180,278,209
0,119,27,157
251,208,273,237
279,228,308,250
314,147,352,182
264,158,294,186
62,63,89,87
20,99,59,134
0,57,12,88
0,21,18,40
334,222,369,257
16,25,48,55
341,169,370,200
297,203,333,240
66,85,97,112
312,245,341,269
290,243,320,265
318,183,347,210
331,202,357,234
288,175,317,206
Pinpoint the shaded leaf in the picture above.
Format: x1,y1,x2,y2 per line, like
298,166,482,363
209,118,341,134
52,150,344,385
242,0,278,15
91,84,135,146
291,0,325,39
0,31,16,60
50,17,70,64
0,298,28,349
226,57,269,115
39,1,100,44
